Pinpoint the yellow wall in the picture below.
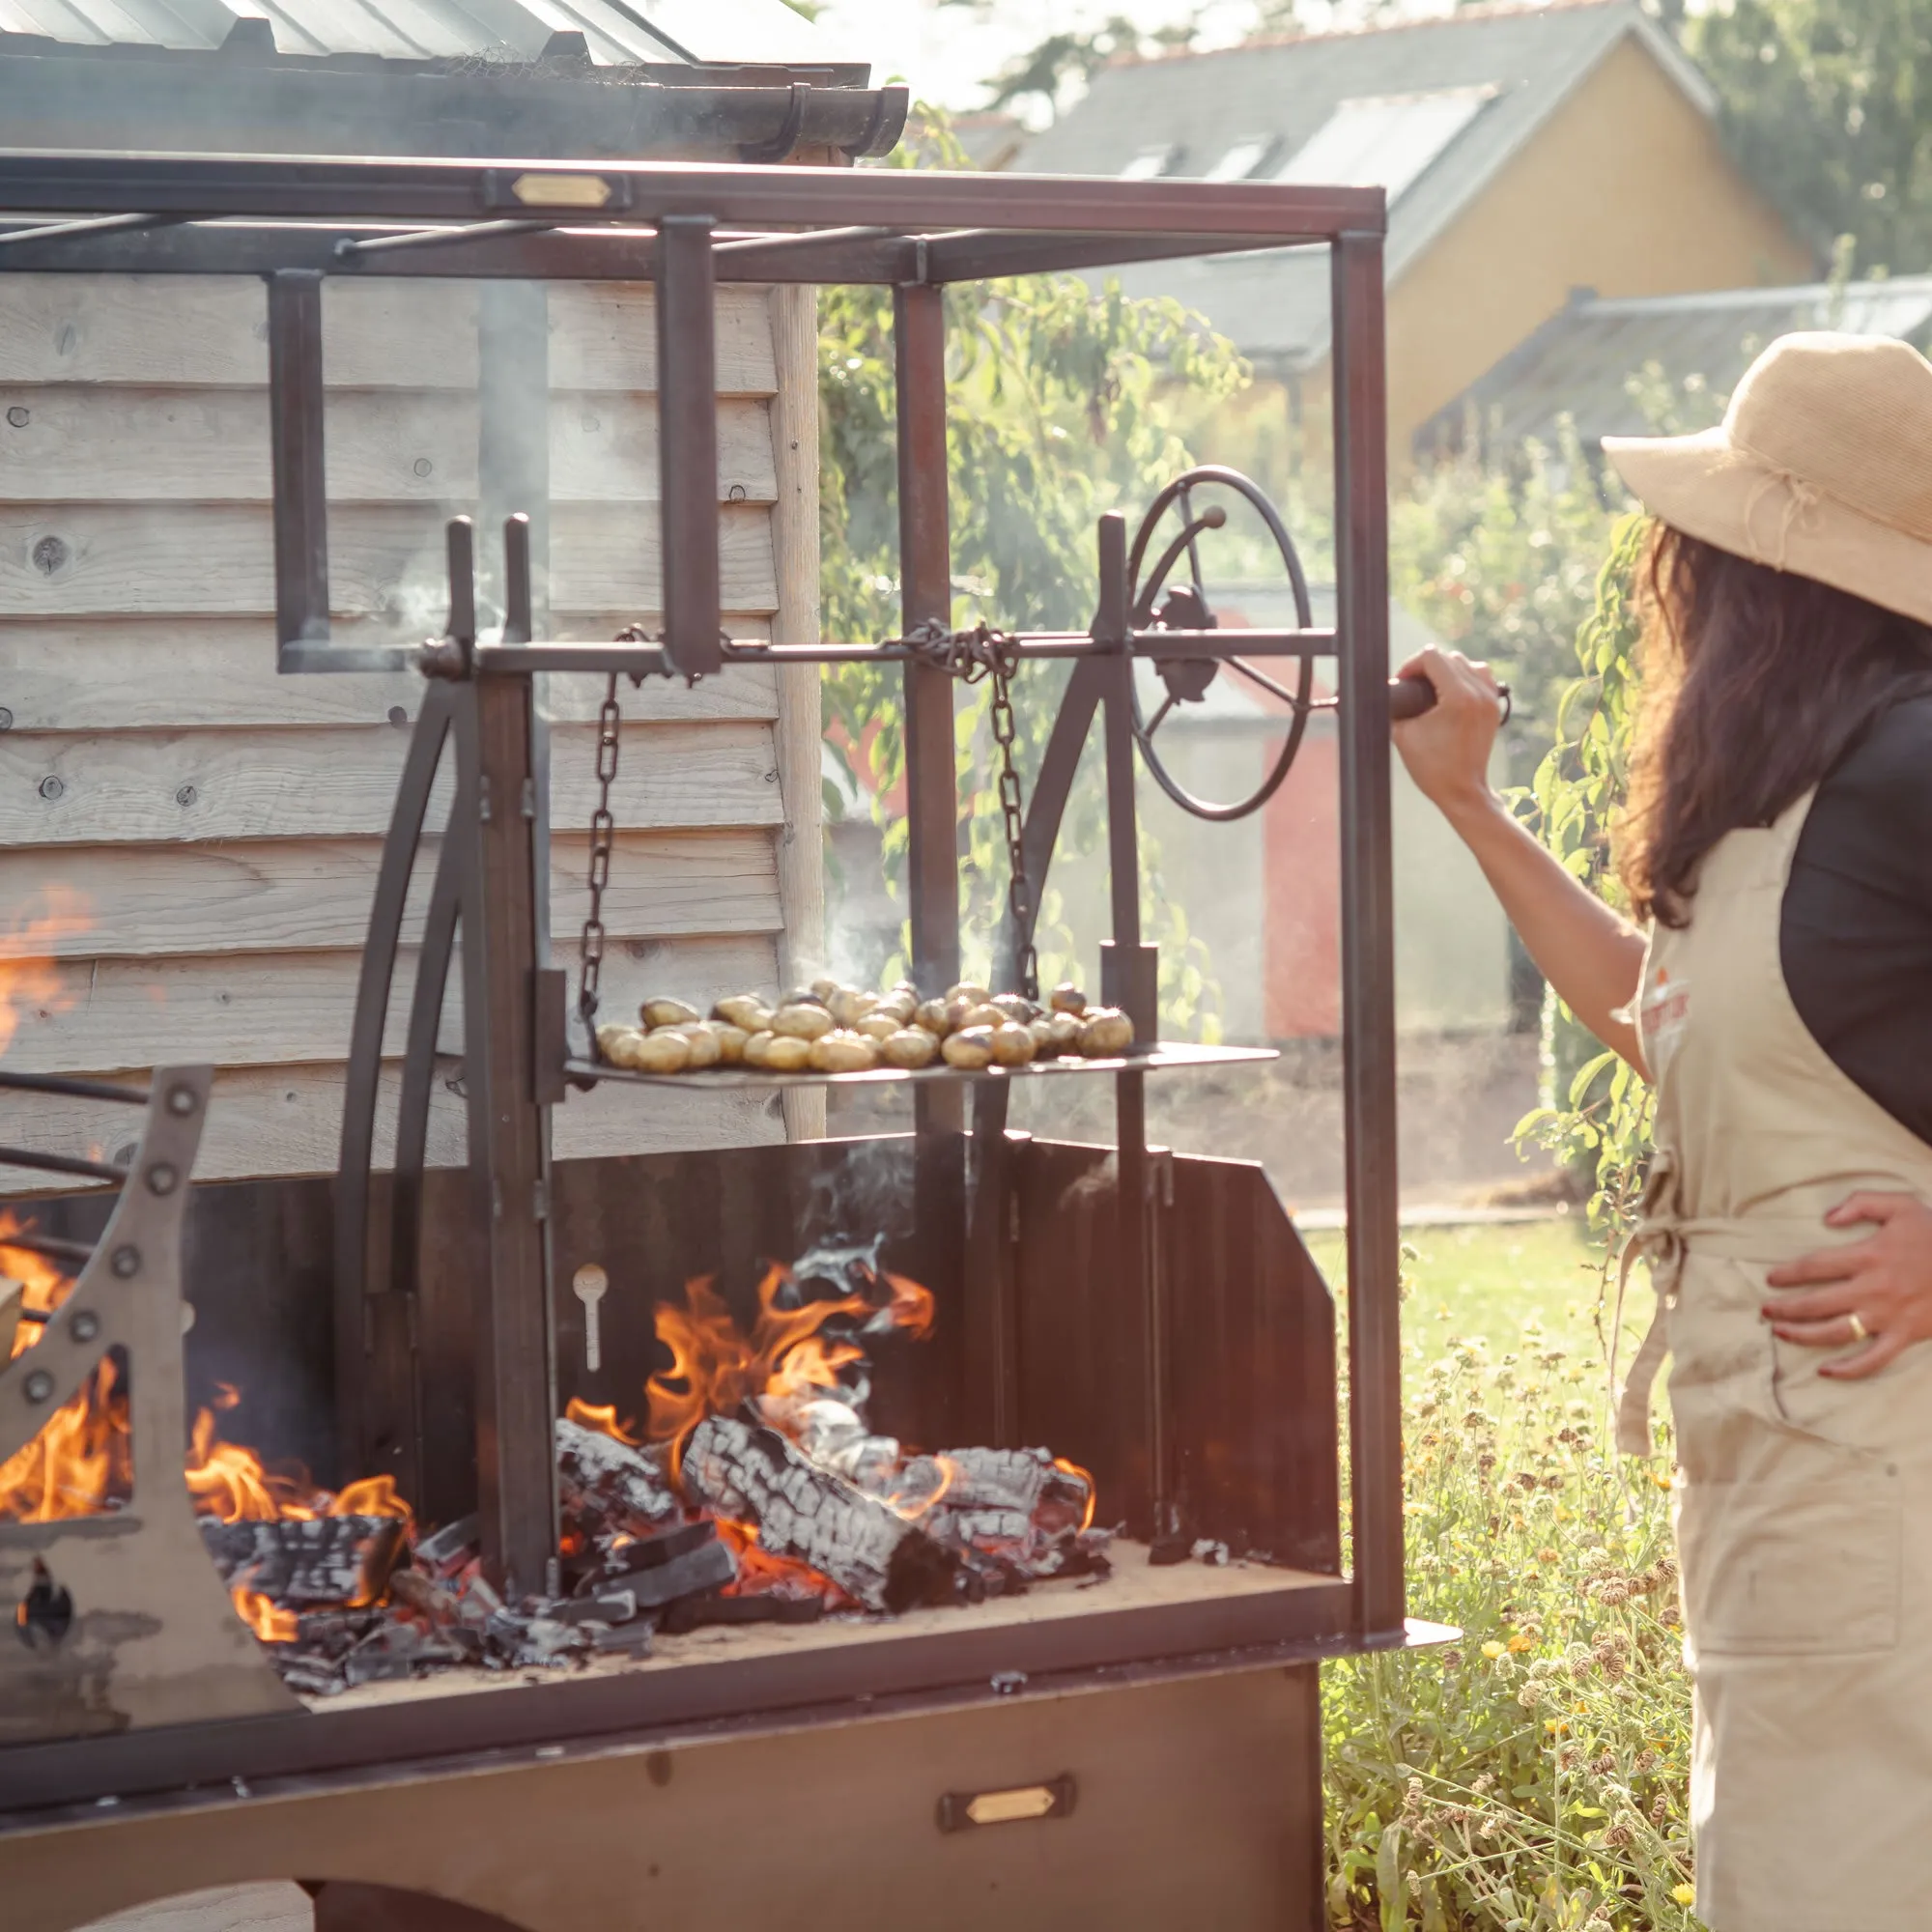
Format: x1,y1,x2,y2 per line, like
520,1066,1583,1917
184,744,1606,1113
1385,33,1814,459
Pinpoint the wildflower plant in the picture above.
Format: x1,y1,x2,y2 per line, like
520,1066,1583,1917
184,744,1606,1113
1325,1319,1696,1930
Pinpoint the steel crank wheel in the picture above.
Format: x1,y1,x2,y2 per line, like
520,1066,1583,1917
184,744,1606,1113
1127,466,1318,823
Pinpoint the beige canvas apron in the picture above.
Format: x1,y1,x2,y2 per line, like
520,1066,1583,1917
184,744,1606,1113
1618,790,1932,1932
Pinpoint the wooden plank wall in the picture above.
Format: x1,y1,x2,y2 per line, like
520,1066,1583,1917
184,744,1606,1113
0,274,825,1188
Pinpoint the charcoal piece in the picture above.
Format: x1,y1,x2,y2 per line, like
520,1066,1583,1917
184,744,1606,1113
414,1513,480,1577
679,1415,959,1614
586,1518,716,1577
555,1419,679,1534
388,1567,463,1625
661,1592,825,1634
200,1515,407,1607
511,1617,583,1668
277,1659,348,1697
589,1621,656,1655
615,1536,737,1608
292,1608,382,1660
553,1588,639,1628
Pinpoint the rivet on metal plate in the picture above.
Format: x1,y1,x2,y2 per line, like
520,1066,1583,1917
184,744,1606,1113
110,1245,140,1278
21,1370,54,1405
145,1163,179,1196
68,1311,99,1344
167,1084,198,1117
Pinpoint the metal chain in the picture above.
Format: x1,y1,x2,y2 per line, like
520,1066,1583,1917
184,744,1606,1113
986,634,1039,1004
578,670,622,1052
903,619,1019,686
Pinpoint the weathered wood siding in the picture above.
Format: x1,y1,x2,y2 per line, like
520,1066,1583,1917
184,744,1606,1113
0,274,821,1187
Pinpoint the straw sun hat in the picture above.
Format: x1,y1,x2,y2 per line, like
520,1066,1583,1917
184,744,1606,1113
1604,330,1932,628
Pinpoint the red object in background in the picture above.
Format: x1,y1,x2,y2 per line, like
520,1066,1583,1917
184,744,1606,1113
1264,732,1341,1038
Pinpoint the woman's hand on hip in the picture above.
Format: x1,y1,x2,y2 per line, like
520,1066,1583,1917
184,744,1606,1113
1392,646,1503,826
1763,1192,1932,1378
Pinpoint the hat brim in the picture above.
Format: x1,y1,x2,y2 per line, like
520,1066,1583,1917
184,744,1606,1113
1603,431,1932,629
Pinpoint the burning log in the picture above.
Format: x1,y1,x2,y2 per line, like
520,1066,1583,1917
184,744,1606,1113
200,1515,407,1606
555,1416,679,1536
679,1414,961,1614
882,1448,1108,1584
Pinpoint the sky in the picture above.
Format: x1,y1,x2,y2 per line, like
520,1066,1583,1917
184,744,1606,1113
805,0,1440,118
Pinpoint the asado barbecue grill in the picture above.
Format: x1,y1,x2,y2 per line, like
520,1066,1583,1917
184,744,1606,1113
0,150,1445,1932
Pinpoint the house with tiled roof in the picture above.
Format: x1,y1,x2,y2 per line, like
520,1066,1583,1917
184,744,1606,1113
1014,0,1813,466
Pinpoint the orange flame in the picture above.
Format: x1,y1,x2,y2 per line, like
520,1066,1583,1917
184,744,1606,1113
571,1261,940,1604
0,1355,132,1521
646,1263,933,1468
231,1584,298,1644
0,1212,71,1362
1055,1457,1098,1534
0,886,88,1059
183,1396,413,1538
564,1398,644,1446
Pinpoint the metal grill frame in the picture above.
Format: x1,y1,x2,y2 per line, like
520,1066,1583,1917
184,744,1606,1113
0,151,1413,1818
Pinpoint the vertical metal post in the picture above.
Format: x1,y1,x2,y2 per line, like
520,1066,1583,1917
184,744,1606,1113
895,279,971,1448
1096,513,1169,1546
450,518,558,1597
268,269,329,657
1334,229,1405,1638
656,214,723,680
895,280,963,1129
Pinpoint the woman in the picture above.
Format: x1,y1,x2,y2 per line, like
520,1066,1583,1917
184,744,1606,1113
1396,331,1932,1932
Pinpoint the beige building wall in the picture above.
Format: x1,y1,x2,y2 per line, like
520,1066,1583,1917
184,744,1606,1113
0,275,823,1190
1386,34,1814,457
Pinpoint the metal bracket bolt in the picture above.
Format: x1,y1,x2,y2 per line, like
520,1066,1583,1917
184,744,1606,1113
110,1245,140,1278
21,1370,54,1405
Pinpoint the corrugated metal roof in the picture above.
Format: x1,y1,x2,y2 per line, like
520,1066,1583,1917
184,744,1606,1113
1420,278,1932,455
1013,1,1706,367
0,0,832,65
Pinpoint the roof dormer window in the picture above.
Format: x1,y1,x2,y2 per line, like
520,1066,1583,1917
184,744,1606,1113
1275,86,1495,205
1204,137,1278,183
1121,145,1179,181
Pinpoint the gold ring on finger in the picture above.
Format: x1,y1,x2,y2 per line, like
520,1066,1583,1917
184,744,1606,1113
1849,1311,1870,1343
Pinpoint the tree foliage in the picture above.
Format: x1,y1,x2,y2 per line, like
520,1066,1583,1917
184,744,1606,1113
1512,517,1656,1253
817,116,1248,1029
1687,0,1932,271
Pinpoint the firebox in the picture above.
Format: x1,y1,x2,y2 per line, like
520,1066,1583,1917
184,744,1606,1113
0,148,1446,1932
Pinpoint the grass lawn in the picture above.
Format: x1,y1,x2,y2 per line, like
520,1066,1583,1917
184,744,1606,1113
1304,1214,1649,1383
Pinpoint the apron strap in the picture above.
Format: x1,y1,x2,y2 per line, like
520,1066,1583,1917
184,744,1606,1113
1611,1150,1684,1460
1615,1286,1674,1457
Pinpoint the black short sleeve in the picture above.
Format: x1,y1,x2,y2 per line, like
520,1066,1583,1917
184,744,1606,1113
1781,694,1932,1147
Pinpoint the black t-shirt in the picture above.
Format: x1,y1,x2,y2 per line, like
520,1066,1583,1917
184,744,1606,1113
1781,693,1932,1146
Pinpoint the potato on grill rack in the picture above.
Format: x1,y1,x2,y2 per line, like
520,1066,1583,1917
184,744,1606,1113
618,974,1128,1075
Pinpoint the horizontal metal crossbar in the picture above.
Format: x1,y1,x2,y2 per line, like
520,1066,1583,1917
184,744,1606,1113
448,628,1342,680
0,218,1303,285
0,1069,151,1105
0,1147,126,1184
0,1230,96,1266
0,153,1387,263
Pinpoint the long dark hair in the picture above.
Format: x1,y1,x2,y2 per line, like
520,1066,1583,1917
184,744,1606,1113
1618,524,1932,925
